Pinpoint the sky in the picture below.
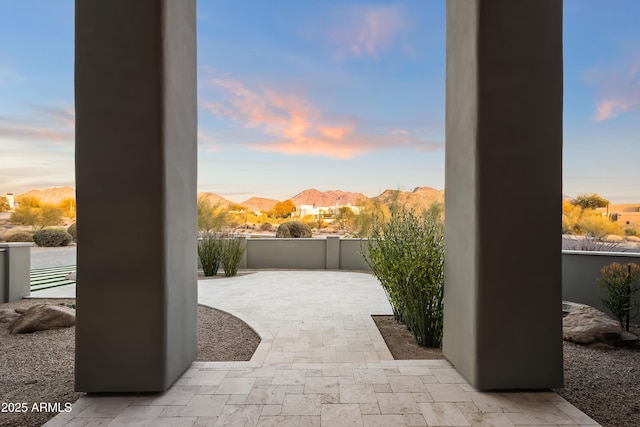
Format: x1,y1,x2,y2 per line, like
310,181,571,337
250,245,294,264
0,1,639,204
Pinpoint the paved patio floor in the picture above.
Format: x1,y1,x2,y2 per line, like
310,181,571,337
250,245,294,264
42,271,599,426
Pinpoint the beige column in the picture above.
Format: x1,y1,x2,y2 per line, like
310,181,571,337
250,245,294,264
443,0,563,389
74,0,198,392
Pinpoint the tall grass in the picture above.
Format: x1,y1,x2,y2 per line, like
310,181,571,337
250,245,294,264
198,232,222,276
364,207,445,347
221,235,245,277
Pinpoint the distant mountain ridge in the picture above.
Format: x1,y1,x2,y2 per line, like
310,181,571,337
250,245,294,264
241,197,279,211
16,186,445,212
374,187,444,212
197,192,235,207
17,187,75,205
290,188,367,207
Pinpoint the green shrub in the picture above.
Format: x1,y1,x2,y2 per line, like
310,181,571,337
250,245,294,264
67,223,77,241
625,228,640,237
33,228,72,247
364,207,445,348
276,221,312,238
198,232,223,276
5,232,34,242
598,262,640,331
221,235,245,277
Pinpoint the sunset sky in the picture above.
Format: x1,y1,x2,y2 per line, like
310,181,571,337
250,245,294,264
1,1,639,203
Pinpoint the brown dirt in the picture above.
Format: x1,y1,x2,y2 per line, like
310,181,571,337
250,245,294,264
0,298,260,427
371,315,444,360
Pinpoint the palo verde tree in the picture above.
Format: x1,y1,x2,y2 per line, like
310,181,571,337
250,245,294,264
269,200,296,218
571,193,609,210
197,198,229,233
0,196,10,212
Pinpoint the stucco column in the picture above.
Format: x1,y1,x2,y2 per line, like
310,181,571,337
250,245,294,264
75,0,198,392
443,0,563,389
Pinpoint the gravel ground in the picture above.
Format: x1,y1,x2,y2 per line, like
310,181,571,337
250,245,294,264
553,324,640,427
0,298,259,427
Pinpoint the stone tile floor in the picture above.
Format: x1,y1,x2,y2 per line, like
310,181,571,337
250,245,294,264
42,271,600,426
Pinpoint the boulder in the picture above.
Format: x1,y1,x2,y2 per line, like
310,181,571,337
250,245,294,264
0,308,21,323
9,304,76,334
562,301,638,347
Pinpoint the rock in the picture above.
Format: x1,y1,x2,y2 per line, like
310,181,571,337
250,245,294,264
0,308,21,323
9,304,76,334
605,234,624,242
625,235,640,243
562,301,625,346
621,331,640,348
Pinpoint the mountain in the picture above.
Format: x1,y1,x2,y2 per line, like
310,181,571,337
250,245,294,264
241,197,279,212
290,189,368,207
374,187,444,211
17,186,75,205
197,192,235,207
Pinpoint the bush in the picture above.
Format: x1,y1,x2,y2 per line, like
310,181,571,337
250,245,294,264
276,221,312,238
625,228,640,238
221,235,245,277
5,232,34,242
198,232,223,276
67,223,77,241
260,222,273,231
364,207,445,348
33,228,72,247
598,262,640,331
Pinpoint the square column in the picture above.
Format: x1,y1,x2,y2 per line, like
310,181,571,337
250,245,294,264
75,0,198,392
444,0,563,389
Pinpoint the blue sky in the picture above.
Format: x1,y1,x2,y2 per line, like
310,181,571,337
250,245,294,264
0,1,638,203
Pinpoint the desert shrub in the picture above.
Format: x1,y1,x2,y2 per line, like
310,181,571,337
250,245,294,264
598,262,640,331
10,204,63,230
625,228,640,237
67,223,77,241
5,231,34,242
221,235,245,277
364,207,445,348
276,221,312,238
260,222,273,231
33,228,72,247
579,214,624,238
198,232,223,276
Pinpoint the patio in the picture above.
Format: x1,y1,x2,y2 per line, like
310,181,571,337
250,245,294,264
40,271,598,426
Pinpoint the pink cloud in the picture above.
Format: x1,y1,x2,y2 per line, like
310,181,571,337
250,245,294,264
201,73,443,158
328,5,408,59
593,99,630,121
318,126,352,139
590,55,640,121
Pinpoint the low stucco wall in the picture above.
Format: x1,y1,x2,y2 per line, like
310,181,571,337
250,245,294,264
562,250,640,317
0,242,32,303
240,237,370,271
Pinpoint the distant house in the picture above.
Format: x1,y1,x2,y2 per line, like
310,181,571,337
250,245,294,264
293,203,362,221
4,193,15,211
598,204,640,228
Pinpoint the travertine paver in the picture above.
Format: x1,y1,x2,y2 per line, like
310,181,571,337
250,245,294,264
43,271,601,426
